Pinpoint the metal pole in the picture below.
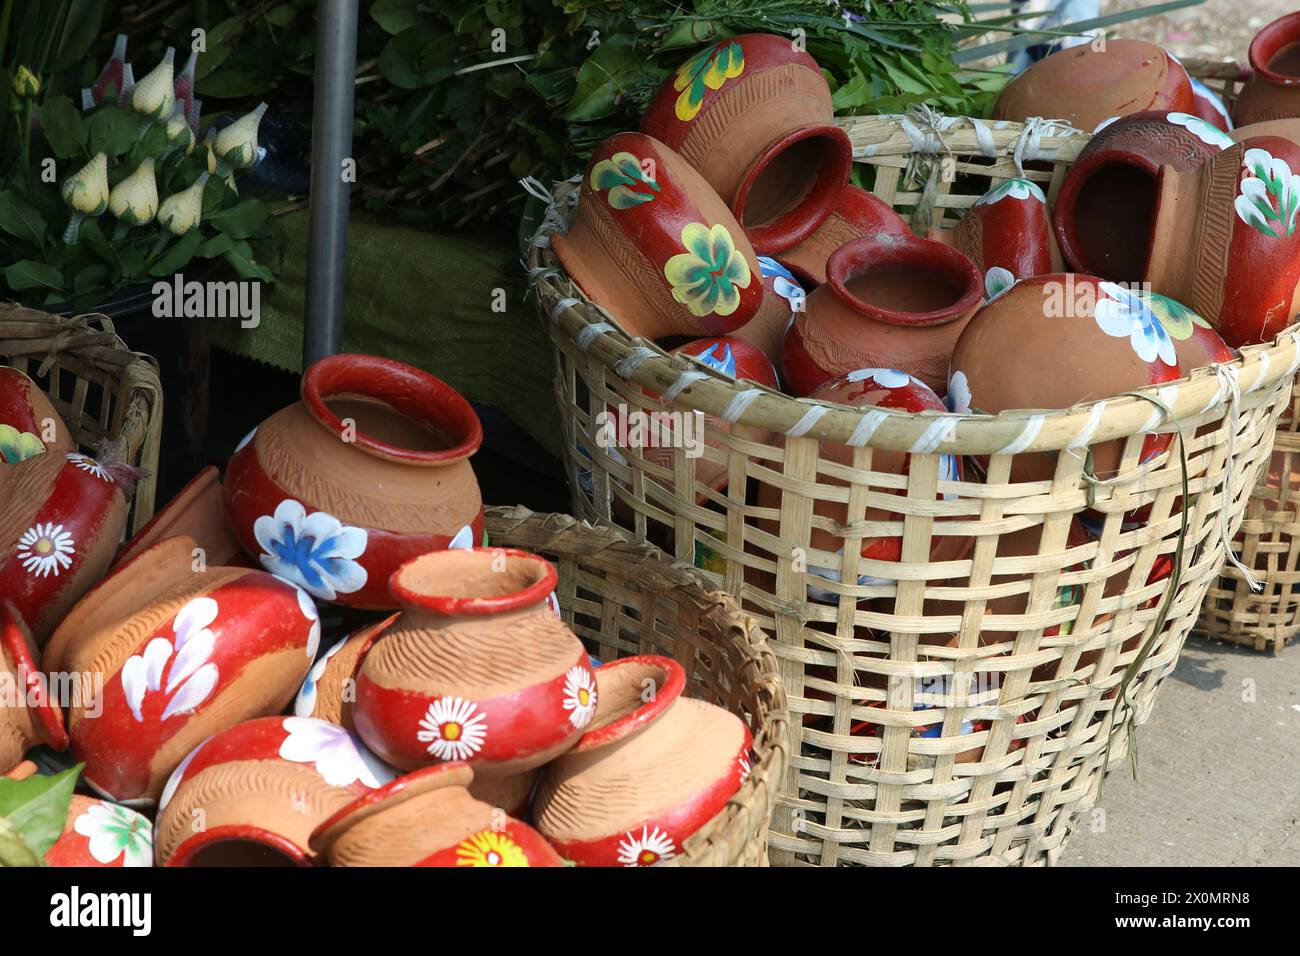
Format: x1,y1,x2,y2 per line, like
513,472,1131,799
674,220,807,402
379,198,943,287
303,0,358,369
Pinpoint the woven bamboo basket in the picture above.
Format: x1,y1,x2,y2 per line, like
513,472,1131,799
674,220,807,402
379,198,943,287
0,304,163,534
483,505,789,866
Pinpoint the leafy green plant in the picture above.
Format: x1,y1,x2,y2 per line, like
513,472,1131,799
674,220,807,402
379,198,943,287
0,764,81,867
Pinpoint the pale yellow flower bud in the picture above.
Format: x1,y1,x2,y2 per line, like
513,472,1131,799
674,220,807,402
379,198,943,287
214,102,267,169
109,159,159,226
157,172,209,236
165,104,195,155
61,152,110,216
131,48,176,120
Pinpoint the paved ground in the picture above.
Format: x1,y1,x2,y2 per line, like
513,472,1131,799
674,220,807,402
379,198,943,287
1108,0,1292,61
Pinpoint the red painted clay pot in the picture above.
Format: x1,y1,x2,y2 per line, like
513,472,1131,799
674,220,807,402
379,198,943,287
293,614,394,732
640,33,853,253
1054,111,1233,279
1188,75,1234,133
0,367,72,461
950,177,1062,290
993,39,1194,132
353,547,593,777
310,762,564,867
114,465,246,571
949,274,1182,482
552,131,763,340
782,233,983,396
533,656,751,866
44,795,154,867
1146,136,1300,347
223,353,484,609
42,536,320,805
732,256,806,365
0,600,68,774
755,370,969,600
778,186,909,286
1234,13,1300,126
154,715,394,866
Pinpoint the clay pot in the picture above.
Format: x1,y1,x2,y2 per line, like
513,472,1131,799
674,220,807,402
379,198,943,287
1053,111,1233,279
223,353,484,609
44,795,153,867
552,131,763,340
755,370,970,601
0,600,68,775
353,547,594,776
155,716,394,866
1188,76,1234,133
468,768,539,820
1234,12,1300,127
951,177,1062,288
0,367,72,461
1175,319,1236,374
293,614,394,732
533,655,750,866
640,33,853,253
1146,136,1300,347
948,274,1182,482
779,186,910,286
732,257,806,365
993,39,1194,132
0,445,128,644
114,466,246,571
42,536,321,804
310,762,564,867
782,232,983,396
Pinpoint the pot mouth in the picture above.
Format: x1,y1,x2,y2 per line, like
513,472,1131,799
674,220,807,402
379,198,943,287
826,233,982,328
301,353,483,465
310,762,474,858
0,600,69,751
1250,12,1300,85
568,655,685,754
166,825,314,867
389,547,558,615
733,124,853,254
1055,153,1160,279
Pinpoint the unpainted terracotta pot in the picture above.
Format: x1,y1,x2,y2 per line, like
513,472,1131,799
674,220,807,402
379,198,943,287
293,614,394,732
533,655,750,866
782,232,983,396
223,353,484,609
310,762,564,867
779,185,910,286
44,794,154,867
0,600,68,774
1146,136,1300,347
993,39,1194,132
1053,111,1233,279
1234,12,1300,126
0,367,73,461
155,716,394,866
640,33,853,253
114,465,247,572
950,177,1063,289
467,767,540,820
353,547,594,777
42,536,320,805
552,131,763,340
732,256,806,365
948,274,1182,483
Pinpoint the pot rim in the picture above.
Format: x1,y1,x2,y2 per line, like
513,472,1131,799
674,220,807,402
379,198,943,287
1249,11,1300,87
389,547,558,615
1054,148,1161,278
826,233,982,328
566,654,686,755
165,824,314,867
733,124,853,254
0,600,69,751
301,353,483,466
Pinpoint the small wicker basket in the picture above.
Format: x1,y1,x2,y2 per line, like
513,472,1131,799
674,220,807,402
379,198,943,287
484,505,789,866
528,101,1299,865
0,304,163,534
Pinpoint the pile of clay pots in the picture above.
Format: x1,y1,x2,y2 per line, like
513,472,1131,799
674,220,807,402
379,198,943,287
1,353,752,867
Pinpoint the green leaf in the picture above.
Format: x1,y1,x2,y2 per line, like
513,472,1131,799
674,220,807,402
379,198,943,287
0,192,47,249
378,25,459,90
149,230,203,277
0,816,42,867
563,35,641,123
196,233,237,258
370,0,421,35
0,765,83,859
4,261,64,292
73,264,109,293
207,199,270,240
38,97,86,159
85,105,145,158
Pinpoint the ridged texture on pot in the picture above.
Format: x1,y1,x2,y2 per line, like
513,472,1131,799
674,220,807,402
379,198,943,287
295,616,391,730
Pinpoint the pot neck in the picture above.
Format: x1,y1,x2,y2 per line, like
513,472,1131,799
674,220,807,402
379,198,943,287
827,235,981,328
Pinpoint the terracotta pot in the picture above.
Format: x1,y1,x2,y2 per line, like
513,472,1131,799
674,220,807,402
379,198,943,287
0,600,68,774
310,762,564,867
1234,12,1300,126
552,131,763,340
732,257,806,365
1175,319,1236,374
1054,111,1233,279
755,370,970,601
1188,76,1234,133
155,716,394,866
468,767,539,820
993,39,1194,132
0,367,72,461
782,232,983,396
533,655,750,866
223,353,484,609
779,185,910,286
951,177,1063,289
1231,118,1300,145
42,536,320,805
640,33,853,253
949,274,1182,482
293,614,394,732
44,795,154,867
0,445,128,644
1146,136,1300,347
353,547,593,776
113,465,246,572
